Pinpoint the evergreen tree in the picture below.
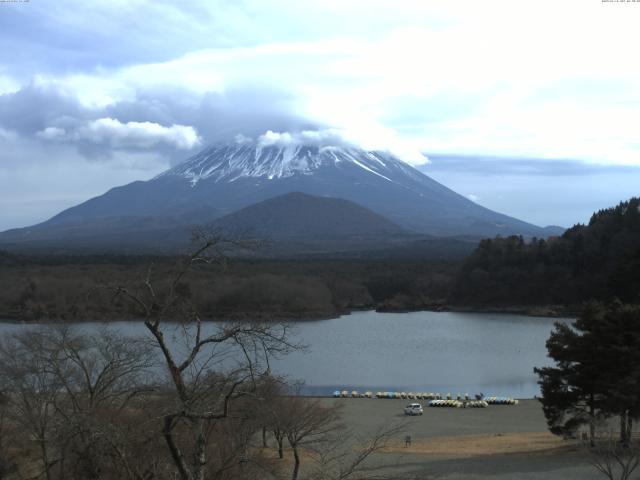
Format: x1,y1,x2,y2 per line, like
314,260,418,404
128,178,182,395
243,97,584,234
535,304,607,445
535,302,640,445
594,303,640,447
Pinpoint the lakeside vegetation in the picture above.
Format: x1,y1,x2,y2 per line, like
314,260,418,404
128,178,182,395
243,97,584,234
0,255,456,322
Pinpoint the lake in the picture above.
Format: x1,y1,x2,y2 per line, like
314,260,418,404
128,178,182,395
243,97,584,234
0,310,571,398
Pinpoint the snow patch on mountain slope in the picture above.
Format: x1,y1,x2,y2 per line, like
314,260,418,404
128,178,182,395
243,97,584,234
157,142,406,186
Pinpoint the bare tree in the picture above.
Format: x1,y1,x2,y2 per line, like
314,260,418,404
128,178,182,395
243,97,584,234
0,392,12,480
247,373,284,454
276,396,343,480
588,430,640,480
256,375,290,460
0,327,156,480
272,418,287,461
103,231,298,480
264,390,404,480
308,423,405,480
0,331,63,480
45,328,155,480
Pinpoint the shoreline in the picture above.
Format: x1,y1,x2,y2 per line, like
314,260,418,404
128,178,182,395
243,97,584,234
0,303,577,324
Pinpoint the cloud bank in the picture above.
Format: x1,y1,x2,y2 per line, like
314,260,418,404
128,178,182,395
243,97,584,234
44,118,202,150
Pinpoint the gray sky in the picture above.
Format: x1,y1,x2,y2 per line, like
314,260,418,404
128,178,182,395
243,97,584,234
421,157,640,228
0,0,639,231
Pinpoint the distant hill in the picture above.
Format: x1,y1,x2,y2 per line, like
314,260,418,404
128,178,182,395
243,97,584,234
212,192,404,238
209,192,480,259
451,197,640,307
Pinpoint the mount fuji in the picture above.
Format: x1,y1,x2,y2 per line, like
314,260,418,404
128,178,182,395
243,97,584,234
0,140,562,254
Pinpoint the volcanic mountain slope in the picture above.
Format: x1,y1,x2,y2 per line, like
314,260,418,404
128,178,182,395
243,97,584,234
0,140,559,252
0,191,479,258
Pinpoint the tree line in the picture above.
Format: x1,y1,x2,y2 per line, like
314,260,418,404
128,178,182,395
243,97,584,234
452,197,640,309
0,254,456,322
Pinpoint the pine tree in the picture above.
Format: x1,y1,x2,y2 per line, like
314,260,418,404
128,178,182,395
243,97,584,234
535,304,608,445
594,303,640,447
535,302,640,445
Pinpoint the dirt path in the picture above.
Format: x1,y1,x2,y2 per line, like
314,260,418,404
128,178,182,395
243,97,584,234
383,431,570,456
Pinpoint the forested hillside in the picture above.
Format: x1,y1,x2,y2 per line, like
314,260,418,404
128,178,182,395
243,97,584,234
451,197,640,308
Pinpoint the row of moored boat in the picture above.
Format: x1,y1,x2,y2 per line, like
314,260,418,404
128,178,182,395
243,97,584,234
332,390,518,405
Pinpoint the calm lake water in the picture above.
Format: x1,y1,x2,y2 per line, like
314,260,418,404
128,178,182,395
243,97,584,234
0,310,571,398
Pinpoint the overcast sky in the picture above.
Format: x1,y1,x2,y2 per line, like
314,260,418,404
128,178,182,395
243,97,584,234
1,0,639,231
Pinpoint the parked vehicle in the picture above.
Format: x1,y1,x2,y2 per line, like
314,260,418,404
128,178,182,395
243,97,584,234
403,403,424,415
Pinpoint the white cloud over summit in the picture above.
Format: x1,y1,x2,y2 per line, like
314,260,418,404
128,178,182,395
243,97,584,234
253,129,429,165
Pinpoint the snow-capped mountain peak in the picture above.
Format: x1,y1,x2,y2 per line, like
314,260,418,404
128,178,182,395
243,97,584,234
157,142,410,186
12,137,554,242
